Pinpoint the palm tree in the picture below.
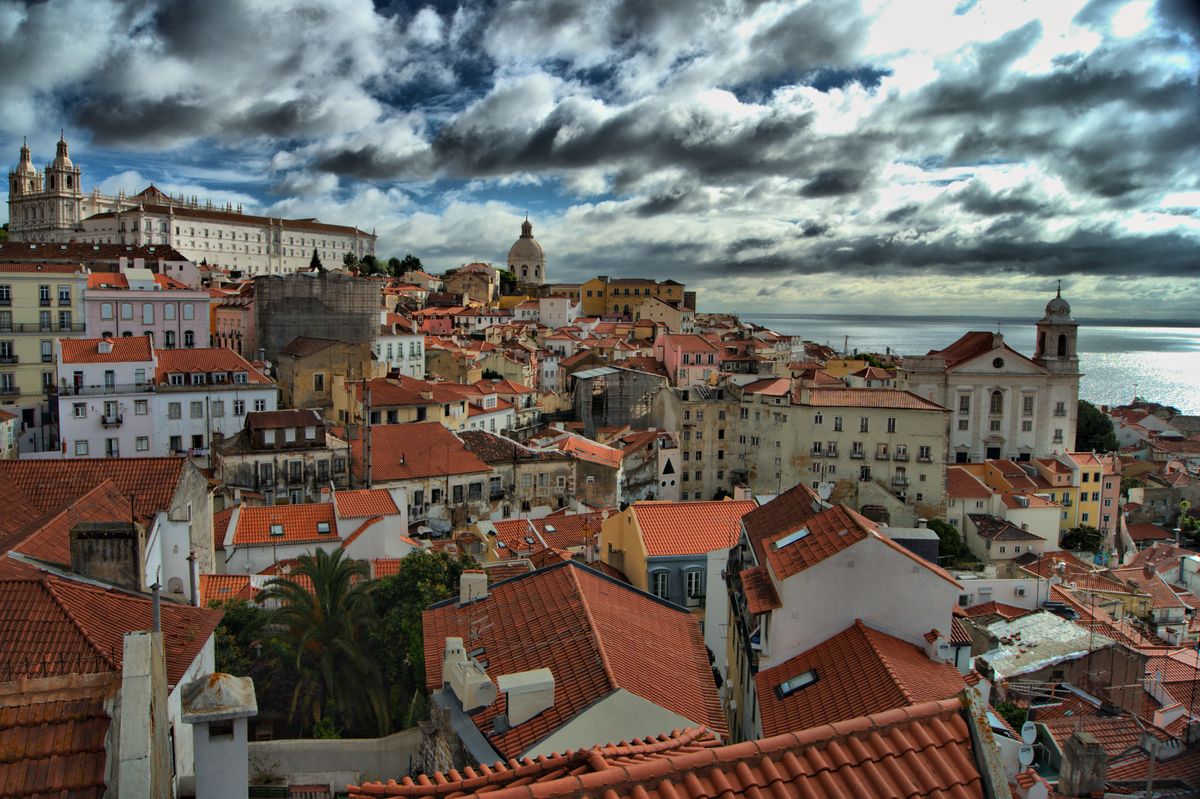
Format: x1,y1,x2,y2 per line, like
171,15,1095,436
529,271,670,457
260,549,390,736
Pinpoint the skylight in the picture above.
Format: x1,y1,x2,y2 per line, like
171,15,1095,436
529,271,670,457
776,669,818,698
317,522,331,534
544,524,557,533
269,524,284,536
773,528,810,550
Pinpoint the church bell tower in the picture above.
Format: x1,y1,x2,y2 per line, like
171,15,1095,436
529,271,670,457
1033,282,1079,374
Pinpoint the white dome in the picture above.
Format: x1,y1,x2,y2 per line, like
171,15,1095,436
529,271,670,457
507,218,544,265
1044,287,1072,322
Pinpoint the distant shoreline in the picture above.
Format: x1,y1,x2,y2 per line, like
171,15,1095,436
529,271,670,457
738,313,1200,329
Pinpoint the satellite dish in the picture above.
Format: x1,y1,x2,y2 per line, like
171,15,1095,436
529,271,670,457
935,640,951,660
1021,721,1037,744
1018,744,1034,767
817,482,833,501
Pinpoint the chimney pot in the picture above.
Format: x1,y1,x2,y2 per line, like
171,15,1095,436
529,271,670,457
460,570,488,605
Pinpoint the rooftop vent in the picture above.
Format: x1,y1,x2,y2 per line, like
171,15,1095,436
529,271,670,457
497,668,555,726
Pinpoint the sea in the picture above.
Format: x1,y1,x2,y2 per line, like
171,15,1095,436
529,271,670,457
740,314,1200,415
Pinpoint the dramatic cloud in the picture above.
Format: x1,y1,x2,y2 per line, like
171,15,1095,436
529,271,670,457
0,0,1197,316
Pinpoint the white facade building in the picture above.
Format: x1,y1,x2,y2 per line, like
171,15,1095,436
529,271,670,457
8,136,375,275
57,338,276,459
374,313,425,378
538,295,579,329
898,290,1081,463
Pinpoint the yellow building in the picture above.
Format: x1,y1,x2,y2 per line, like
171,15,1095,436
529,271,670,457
580,276,685,317
822,358,868,378
0,262,88,441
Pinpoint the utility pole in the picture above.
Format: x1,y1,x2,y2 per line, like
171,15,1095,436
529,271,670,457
364,379,372,488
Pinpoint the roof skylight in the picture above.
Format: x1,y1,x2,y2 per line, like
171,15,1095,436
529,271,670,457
773,528,810,550
776,669,818,698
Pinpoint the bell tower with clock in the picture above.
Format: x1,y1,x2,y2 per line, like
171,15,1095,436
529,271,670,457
1034,282,1079,374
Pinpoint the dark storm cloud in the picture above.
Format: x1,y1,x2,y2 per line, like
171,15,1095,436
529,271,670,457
799,169,866,197
71,97,215,147
882,204,920,224
955,181,1052,217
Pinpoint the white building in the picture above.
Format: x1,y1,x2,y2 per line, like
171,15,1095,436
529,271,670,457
898,290,1080,463
8,136,375,275
507,217,546,285
57,338,276,459
538,295,578,329
374,312,425,378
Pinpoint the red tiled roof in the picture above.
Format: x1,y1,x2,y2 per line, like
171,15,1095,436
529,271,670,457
739,378,792,396
1108,747,1200,789
631,500,756,557
930,331,1045,373
1110,567,1188,610
740,482,825,567
0,457,188,524
740,566,782,613
1042,713,1170,759
658,333,718,352
0,674,119,799
552,435,622,468
213,506,235,552
950,617,973,646
0,262,86,274
947,467,994,499
0,572,222,687
1129,542,1191,572
422,561,726,759
199,574,256,605
59,336,153,364
334,489,400,519
491,511,611,555
762,503,874,580
351,696,984,799
6,481,131,569
155,347,273,383
803,388,949,411
755,620,966,736
371,558,405,579
1128,522,1173,542
963,601,1034,622
347,422,490,482
231,503,337,546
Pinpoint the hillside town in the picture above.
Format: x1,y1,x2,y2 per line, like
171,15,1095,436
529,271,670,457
4,138,1200,799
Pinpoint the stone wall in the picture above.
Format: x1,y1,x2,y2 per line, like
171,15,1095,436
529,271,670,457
247,728,422,789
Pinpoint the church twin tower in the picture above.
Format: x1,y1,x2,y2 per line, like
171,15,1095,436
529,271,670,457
8,133,84,238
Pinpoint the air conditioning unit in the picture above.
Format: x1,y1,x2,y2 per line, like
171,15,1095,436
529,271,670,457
1015,587,1027,597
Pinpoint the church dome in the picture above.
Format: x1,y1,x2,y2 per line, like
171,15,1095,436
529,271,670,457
16,140,36,175
507,218,544,264
52,133,74,170
1044,284,1072,322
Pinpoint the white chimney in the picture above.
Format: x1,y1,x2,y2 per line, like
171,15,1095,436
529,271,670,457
460,570,488,605
442,637,497,712
497,668,555,726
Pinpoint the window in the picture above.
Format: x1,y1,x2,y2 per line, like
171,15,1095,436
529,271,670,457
39,311,50,331
142,303,154,324
1053,428,1063,443
814,413,823,424
73,402,86,418
777,670,818,698
74,440,88,456
40,339,52,363
136,436,149,451
234,400,246,416
650,571,669,598
164,303,176,321
57,285,71,306
168,402,181,419
958,419,969,431
254,399,266,412
0,285,8,306
685,570,703,601
313,373,325,392
190,401,203,418
833,416,842,432
135,399,148,415
182,303,195,320
58,310,72,330
100,302,114,320
990,419,1001,432
39,285,50,306
120,302,133,320
990,390,1003,414
918,445,931,461
1054,401,1066,417
859,417,869,433
1022,396,1034,416
183,331,194,348
958,395,970,414
887,417,896,433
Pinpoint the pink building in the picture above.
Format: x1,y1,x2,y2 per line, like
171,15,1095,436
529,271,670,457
654,332,720,387
84,269,212,349
213,284,256,358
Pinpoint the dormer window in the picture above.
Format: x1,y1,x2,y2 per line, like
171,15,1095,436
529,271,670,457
191,373,206,385
213,372,227,383
269,524,284,537
234,372,248,383
168,373,184,386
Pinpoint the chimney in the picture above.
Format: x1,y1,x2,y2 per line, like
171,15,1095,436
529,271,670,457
917,517,928,528
118,631,172,799
1058,731,1107,797
497,668,555,726
733,484,753,501
460,570,488,605
442,637,497,712
1144,563,1156,579
70,520,146,591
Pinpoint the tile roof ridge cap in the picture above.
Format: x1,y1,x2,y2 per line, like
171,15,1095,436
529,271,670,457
568,564,620,694
41,574,120,672
855,621,919,703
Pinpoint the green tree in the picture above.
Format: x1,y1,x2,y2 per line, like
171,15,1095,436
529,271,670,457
481,368,504,380
369,550,476,726
995,700,1027,731
1076,400,1118,452
398,254,423,274
926,518,962,561
309,249,325,273
343,251,359,271
259,549,389,736
1061,525,1103,552
498,268,518,294
387,256,403,277
359,254,381,275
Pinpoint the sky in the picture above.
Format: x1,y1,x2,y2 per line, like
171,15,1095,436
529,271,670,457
1,0,1197,319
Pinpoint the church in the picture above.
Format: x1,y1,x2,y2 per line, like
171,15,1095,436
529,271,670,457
898,289,1081,462
7,135,375,275
507,217,546,285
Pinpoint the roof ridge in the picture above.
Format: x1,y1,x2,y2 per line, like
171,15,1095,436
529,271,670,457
569,563,621,694
855,620,919,704
40,575,120,672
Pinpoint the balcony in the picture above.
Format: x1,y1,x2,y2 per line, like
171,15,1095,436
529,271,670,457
810,450,824,458
0,386,18,396
849,451,865,460
101,413,123,428
0,355,16,364
1053,409,1067,417
0,322,86,334
38,298,50,308
892,476,910,487
917,454,933,463
826,448,838,458
0,297,9,306
57,382,156,397
893,451,909,461
875,452,890,461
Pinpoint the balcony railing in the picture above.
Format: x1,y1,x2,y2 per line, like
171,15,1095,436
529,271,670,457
892,476,909,487
0,355,16,364
0,386,18,396
38,298,50,307
57,382,156,397
101,413,123,427
1054,409,1067,417
0,322,87,334
849,451,865,459
826,447,838,457
917,454,933,463
875,452,890,461
894,451,909,461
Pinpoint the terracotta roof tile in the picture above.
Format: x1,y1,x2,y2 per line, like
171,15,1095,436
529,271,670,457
334,489,400,519
740,482,825,566
968,514,1044,542
1110,567,1188,611
803,387,949,411
155,347,273,384
763,503,874,580
231,503,338,546
6,481,131,569
347,422,491,482
1128,522,1174,542
0,572,221,687
490,511,612,555
755,620,966,736
199,574,256,605
213,506,235,552
351,696,985,799
0,457,188,524
631,500,755,557
947,467,994,499
930,331,1044,373
59,337,153,364
740,566,781,613
422,561,726,760
1042,713,1170,758
963,601,1034,622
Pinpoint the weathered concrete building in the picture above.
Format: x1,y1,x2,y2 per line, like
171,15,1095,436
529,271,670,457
254,272,381,363
276,337,381,417
215,409,351,505
572,365,668,438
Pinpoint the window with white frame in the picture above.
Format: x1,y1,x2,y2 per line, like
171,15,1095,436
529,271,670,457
650,571,669,598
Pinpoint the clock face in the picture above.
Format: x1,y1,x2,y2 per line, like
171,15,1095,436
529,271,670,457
993,357,1004,369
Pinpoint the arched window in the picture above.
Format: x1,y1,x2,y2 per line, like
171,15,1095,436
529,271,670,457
164,330,176,348
67,175,73,189
990,390,1003,415
1057,334,1067,357
1038,332,1045,356
650,570,669,599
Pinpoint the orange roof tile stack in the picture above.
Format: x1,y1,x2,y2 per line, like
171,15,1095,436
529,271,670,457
350,696,985,799
156,347,273,383
422,561,726,760
754,620,966,736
